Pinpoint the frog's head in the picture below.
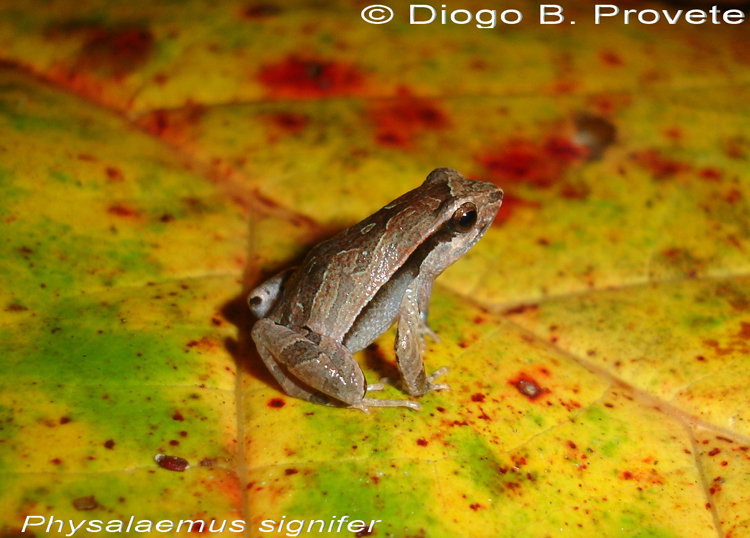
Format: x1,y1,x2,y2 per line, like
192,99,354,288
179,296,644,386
418,167,503,277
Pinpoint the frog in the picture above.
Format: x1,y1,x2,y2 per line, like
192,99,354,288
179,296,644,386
248,168,503,410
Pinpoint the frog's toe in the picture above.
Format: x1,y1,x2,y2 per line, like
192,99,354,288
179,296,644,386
420,325,441,343
358,397,421,411
347,401,372,413
365,382,385,392
424,366,450,393
427,366,449,383
373,376,398,389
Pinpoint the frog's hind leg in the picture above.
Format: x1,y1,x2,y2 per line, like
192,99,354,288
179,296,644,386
251,319,418,410
251,319,328,404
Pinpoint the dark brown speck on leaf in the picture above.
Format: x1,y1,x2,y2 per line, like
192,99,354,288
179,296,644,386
155,454,189,472
242,3,282,19
574,114,616,160
509,374,549,400
72,495,98,511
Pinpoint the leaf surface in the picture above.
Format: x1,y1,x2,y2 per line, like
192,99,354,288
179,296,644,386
1,2,749,537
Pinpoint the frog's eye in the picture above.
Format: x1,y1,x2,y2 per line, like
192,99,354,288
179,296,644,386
450,202,478,233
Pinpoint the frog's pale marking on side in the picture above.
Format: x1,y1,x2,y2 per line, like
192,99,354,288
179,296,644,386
248,168,503,411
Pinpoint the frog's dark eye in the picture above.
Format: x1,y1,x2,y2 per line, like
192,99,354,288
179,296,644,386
450,202,478,233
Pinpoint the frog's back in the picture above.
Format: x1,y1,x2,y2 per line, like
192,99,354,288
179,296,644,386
272,169,494,339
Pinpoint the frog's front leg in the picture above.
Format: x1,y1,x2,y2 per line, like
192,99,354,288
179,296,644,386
251,319,419,410
394,283,450,397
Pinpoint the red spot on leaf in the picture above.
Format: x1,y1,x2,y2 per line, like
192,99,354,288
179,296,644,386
186,337,216,352
471,393,485,403
173,412,185,421
504,303,538,315
560,183,590,200
107,204,139,218
242,3,282,19
725,137,748,160
265,112,310,136
708,448,721,456
590,94,632,116
703,338,740,356
492,192,542,227
599,51,623,66
268,398,286,408
632,149,690,180
699,168,722,181
478,137,587,191
370,97,449,150
285,468,298,475
551,79,578,94
258,56,365,99
141,109,170,136
139,105,206,141
75,26,154,79
416,438,428,447
106,167,123,181
104,439,115,449
738,322,750,339
725,189,742,204
663,128,682,141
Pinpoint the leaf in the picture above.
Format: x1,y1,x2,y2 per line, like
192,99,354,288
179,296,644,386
1,2,750,538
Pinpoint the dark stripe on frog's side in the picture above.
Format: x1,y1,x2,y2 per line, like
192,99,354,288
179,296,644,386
342,221,459,352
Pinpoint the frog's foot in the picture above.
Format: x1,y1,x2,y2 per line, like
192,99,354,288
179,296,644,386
425,366,450,393
419,324,441,343
365,382,386,392
348,398,421,412
378,367,450,396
